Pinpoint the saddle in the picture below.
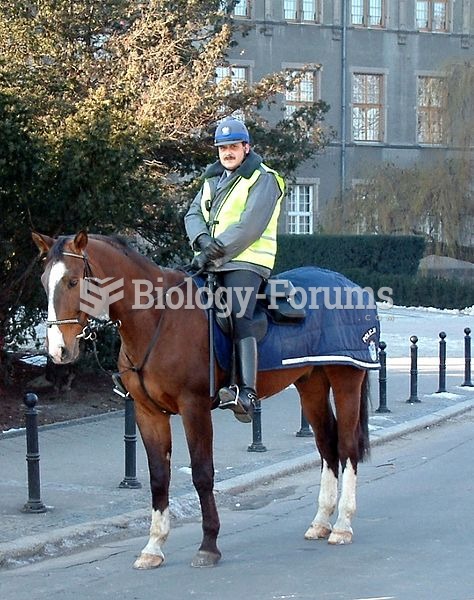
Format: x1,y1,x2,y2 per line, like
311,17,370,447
215,278,306,342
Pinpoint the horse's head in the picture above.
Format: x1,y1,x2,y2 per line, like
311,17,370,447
32,231,91,364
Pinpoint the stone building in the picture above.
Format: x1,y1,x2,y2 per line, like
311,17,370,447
225,1,473,236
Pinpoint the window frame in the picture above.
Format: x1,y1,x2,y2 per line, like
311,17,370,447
215,64,250,87
350,0,386,28
284,68,320,119
351,71,386,144
231,0,251,18
416,74,447,145
283,0,321,23
215,63,252,120
285,181,319,235
415,0,449,32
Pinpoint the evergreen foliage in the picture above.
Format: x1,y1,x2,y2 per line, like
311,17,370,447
274,234,425,276
274,234,472,309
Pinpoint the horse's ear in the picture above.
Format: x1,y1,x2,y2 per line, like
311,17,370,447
72,230,88,252
32,232,54,256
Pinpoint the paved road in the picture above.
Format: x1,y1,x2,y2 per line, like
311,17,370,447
2,410,473,600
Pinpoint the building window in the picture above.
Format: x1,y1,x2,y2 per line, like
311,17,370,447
220,1,250,18
416,1,448,32
233,0,250,17
417,76,446,144
286,184,317,234
285,70,318,118
216,65,249,87
284,0,320,22
352,73,384,142
351,0,385,27
216,65,249,120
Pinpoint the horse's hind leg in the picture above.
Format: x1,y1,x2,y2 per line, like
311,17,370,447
295,368,339,541
326,366,367,545
133,405,172,569
181,402,221,568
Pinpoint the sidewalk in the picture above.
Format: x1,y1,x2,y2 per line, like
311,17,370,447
1,305,473,568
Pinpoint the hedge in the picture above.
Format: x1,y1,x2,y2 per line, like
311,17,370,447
342,270,474,310
274,234,473,309
274,234,425,276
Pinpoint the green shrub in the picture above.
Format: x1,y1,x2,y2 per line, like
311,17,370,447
341,270,474,310
274,234,425,276
274,234,472,309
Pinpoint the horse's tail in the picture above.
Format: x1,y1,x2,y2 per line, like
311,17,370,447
358,371,371,462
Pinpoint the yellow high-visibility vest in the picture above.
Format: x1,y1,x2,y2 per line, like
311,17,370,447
200,164,285,269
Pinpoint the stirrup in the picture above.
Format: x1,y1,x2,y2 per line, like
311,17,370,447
218,385,253,424
112,373,130,398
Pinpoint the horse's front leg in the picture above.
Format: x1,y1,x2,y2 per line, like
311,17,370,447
133,404,172,569
181,403,221,568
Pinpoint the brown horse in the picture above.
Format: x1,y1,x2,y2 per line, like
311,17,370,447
32,230,373,569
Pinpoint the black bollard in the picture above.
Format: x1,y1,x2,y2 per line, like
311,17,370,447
376,341,391,413
436,331,447,393
22,393,47,513
296,409,313,437
119,395,142,489
406,335,421,403
461,327,473,387
248,400,267,452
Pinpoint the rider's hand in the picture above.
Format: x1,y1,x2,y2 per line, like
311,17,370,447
191,252,209,271
196,234,226,261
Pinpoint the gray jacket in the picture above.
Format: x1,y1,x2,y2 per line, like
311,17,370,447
184,150,282,277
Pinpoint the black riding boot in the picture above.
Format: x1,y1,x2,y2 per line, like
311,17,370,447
218,337,258,423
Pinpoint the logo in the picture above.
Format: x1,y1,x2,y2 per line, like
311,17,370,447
362,326,377,344
79,277,124,317
221,126,230,136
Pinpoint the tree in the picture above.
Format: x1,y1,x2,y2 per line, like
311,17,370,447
323,60,473,256
0,0,331,382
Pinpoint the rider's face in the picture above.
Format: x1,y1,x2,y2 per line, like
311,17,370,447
217,142,250,171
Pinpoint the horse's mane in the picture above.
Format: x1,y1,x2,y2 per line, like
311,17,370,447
89,234,133,253
51,233,155,268
89,234,176,275
51,233,185,278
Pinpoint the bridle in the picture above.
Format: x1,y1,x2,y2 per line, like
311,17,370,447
45,250,104,339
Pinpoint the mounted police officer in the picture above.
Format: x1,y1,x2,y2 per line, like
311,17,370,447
185,117,285,423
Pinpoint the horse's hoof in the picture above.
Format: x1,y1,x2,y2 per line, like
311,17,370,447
191,550,221,568
304,523,332,540
133,552,165,569
328,529,353,545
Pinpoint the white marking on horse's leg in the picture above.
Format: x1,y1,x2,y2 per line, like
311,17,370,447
47,262,67,363
329,458,356,544
305,460,337,539
134,508,170,569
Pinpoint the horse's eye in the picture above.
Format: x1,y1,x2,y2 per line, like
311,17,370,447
68,279,79,288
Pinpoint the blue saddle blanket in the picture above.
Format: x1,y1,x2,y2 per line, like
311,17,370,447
199,266,380,372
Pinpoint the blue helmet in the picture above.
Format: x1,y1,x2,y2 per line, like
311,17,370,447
214,118,250,146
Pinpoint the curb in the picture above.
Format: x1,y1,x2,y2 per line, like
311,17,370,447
1,399,473,570
0,410,125,440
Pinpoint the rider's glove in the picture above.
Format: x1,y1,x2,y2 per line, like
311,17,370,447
196,234,226,261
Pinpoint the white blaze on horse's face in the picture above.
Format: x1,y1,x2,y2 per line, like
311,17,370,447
45,261,68,364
